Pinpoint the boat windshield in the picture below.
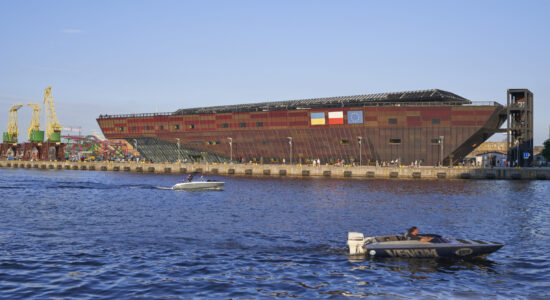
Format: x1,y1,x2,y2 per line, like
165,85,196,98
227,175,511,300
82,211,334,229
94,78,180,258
423,234,450,243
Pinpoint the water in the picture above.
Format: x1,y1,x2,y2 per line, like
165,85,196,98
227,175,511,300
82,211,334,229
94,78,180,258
0,168,549,299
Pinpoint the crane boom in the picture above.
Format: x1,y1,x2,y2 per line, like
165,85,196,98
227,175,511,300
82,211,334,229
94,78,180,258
43,86,62,142
4,103,24,143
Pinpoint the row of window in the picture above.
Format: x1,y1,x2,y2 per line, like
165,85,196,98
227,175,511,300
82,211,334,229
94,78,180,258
388,118,440,125
118,119,442,132
122,122,266,132
128,138,443,146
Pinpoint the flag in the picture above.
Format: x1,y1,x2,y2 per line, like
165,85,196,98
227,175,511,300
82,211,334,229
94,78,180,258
347,110,363,124
310,112,325,125
328,111,344,125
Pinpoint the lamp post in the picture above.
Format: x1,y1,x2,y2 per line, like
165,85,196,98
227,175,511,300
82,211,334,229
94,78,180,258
175,138,181,163
227,137,233,164
357,136,363,166
439,135,444,167
287,137,293,165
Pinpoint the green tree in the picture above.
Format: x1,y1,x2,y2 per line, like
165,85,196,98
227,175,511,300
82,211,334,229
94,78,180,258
542,139,550,162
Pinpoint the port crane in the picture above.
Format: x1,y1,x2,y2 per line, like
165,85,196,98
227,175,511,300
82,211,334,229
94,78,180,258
43,86,62,142
27,103,44,142
3,104,24,143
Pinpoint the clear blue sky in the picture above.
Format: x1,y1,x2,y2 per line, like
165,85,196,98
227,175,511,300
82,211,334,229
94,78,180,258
1,0,549,144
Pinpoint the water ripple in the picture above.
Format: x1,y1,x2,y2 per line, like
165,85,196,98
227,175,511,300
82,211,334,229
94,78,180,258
0,168,549,298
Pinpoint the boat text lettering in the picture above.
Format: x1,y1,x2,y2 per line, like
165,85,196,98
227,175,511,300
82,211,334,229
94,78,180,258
385,248,439,258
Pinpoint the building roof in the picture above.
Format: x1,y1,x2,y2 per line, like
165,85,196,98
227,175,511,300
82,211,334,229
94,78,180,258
174,89,471,115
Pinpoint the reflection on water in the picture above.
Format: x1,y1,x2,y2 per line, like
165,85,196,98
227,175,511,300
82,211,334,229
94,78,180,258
0,168,549,298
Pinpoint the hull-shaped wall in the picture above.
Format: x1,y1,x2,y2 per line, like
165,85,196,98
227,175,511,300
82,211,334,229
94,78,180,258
98,104,505,165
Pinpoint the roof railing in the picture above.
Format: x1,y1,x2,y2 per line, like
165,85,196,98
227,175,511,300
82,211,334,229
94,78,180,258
98,101,501,119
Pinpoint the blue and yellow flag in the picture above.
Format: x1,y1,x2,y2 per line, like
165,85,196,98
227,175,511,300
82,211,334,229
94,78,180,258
310,112,325,125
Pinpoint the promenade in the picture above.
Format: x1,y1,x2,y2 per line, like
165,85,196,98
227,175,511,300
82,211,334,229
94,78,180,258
1,160,548,180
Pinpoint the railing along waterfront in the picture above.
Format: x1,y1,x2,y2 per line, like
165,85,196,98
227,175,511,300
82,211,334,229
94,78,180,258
1,160,548,180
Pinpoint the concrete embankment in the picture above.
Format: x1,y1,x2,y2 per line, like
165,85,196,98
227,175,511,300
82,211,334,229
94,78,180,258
1,160,549,180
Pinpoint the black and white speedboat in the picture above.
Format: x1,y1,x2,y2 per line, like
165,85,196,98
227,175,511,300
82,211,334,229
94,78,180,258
347,232,503,259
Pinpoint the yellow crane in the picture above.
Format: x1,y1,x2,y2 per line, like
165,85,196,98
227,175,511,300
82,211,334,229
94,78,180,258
27,103,44,142
43,86,62,142
3,104,24,143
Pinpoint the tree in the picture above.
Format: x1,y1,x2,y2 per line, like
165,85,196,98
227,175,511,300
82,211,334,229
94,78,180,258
542,139,550,163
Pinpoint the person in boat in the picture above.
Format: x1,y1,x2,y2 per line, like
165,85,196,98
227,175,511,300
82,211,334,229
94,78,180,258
186,174,194,182
404,226,433,242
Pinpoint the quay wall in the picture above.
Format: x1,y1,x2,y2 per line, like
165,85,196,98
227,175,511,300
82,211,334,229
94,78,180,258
1,160,549,180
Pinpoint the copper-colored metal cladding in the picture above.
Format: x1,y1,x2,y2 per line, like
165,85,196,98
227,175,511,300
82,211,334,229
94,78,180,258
97,89,507,165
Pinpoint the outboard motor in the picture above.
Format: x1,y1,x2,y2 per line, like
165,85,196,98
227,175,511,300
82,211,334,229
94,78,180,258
347,232,365,255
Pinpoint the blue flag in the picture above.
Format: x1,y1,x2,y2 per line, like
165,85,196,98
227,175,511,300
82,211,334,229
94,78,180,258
347,110,363,124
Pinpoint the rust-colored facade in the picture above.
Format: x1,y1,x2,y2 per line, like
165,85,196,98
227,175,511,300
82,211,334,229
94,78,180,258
97,89,506,165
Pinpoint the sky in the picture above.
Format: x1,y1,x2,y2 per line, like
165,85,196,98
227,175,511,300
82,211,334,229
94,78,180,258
1,0,549,144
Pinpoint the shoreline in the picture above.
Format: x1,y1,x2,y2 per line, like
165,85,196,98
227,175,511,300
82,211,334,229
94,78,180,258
1,160,548,180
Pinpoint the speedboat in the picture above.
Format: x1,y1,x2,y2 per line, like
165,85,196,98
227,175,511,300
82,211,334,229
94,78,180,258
172,181,225,190
347,232,503,259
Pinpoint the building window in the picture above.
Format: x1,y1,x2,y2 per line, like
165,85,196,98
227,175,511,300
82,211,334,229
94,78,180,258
159,125,164,130
119,127,124,132
174,125,180,130
189,124,195,129
340,139,350,145
131,126,136,131
239,123,246,128
432,118,440,124
389,118,397,124
389,138,401,144
432,138,441,144
222,123,229,128
146,126,151,130
256,122,263,127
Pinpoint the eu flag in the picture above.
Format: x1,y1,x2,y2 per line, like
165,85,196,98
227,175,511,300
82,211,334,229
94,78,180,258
347,111,363,124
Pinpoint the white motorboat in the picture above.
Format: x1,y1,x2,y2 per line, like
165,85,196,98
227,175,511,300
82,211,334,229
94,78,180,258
172,181,225,190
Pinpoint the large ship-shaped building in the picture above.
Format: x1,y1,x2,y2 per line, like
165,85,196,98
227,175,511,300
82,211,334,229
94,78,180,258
97,89,507,165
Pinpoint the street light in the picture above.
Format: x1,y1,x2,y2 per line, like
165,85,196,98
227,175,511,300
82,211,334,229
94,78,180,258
287,137,293,165
175,138,181,163
357,136,363,166
227,137,233,163
439,135,444,167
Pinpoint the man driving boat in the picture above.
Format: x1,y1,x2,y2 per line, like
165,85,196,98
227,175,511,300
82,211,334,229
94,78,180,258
404,226,434,242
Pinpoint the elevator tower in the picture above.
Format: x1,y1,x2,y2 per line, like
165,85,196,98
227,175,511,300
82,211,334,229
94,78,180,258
506,89,533,167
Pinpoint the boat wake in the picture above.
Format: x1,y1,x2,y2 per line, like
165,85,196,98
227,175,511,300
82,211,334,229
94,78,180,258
153,186,174,190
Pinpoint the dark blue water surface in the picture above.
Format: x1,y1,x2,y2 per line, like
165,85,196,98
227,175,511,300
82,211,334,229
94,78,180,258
1,168,549,299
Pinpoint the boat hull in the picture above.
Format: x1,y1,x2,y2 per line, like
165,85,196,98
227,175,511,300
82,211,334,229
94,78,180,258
172,182,225,190
365,243,503,259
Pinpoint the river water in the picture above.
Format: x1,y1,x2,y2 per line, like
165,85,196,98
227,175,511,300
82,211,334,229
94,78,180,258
0,168,549,299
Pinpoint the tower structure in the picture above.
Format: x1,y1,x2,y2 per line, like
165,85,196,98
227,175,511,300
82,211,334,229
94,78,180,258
506,89,533,167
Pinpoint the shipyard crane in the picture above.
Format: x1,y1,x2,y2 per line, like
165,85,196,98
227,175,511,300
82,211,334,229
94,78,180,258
27,103,44,142
3,104,24,143
43,86,62,142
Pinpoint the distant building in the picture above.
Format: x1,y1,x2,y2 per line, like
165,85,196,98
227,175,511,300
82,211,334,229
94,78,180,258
475,152,507,167
533,146,547,166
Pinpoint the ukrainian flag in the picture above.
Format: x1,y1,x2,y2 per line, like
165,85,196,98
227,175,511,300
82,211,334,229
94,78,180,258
310,112,326,125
